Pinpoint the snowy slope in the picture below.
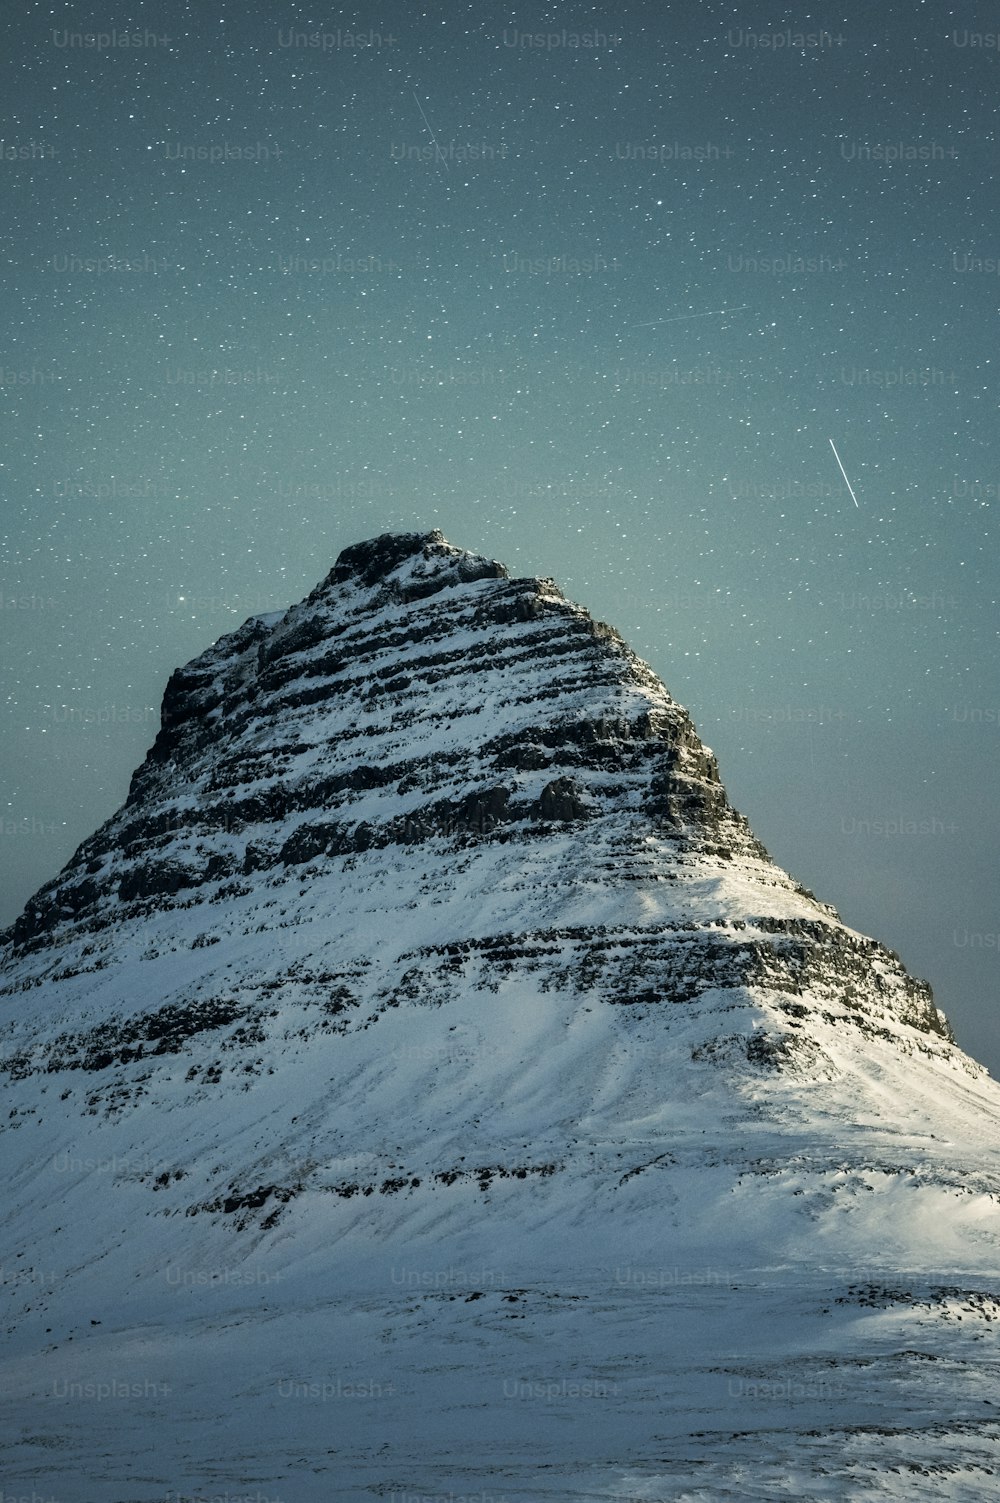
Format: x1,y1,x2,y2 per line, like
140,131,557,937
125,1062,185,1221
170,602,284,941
1,530,999,1501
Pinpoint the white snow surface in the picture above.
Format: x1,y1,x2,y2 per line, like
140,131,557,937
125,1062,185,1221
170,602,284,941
1,531,999,1501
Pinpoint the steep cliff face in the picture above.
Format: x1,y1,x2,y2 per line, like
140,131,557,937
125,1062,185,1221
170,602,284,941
2,527,944,1001
8,529,746,951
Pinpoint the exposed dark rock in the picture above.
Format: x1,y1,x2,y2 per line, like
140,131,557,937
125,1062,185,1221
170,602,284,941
317,529,509,600
535,776,590,822
119,860,200,902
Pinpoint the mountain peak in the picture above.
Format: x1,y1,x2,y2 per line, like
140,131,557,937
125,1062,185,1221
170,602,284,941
311,527,510,602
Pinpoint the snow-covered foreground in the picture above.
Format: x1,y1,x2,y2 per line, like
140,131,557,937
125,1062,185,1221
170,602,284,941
5,1012,1000,1502
4,1247,1000,1499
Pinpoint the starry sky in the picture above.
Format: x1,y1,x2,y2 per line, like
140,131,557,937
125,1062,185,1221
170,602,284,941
3,1,999,1072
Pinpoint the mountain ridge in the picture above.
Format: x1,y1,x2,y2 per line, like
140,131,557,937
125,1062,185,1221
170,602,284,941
2,528,998,1501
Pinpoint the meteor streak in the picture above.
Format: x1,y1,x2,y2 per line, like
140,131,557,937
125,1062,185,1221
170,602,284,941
632,306,748,327
828,438,860,507
412,90,449,172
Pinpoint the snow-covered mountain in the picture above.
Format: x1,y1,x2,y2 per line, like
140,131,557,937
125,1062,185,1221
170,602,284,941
3,529,999,1501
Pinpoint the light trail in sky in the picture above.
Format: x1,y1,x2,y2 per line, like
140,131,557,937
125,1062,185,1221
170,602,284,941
412,91,449,172
631,306,749,327
828,438,860,507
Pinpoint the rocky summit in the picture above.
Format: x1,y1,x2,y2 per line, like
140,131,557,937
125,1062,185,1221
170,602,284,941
2,529,1000,1502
